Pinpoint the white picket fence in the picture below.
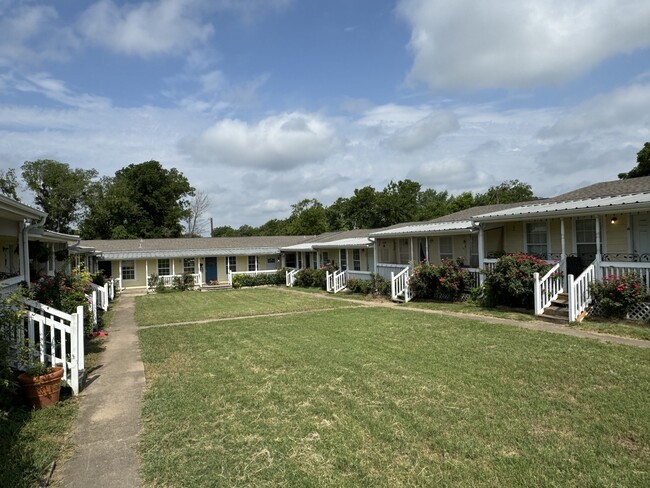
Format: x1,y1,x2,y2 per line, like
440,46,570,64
147,273,202,291
533,260,564,316
568,263,597,322
18,298,85,395
91,282,109,312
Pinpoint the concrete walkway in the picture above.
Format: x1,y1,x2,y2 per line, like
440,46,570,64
55,291,145,488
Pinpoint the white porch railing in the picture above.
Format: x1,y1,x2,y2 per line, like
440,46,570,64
113,277,122,292
148,273,202,291
568,263,597,322
483,259,498,273
17,298,85,395
0,275,23,296
376,263,409,281
599,261,650,288
533,260,564,316
346,270,372,281
466,268,481,289
228,269,277,286
391,266,412,303
326,270,347,293
91,282,109,312
286,269,299,287
86,290,98,330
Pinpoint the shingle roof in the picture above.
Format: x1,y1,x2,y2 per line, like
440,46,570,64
281,229,374,251
81,236,315,259
544,176,650,202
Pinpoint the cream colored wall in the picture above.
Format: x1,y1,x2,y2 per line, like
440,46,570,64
502,221,524,254
603,214,629,255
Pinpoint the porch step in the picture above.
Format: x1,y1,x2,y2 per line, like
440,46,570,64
538,312,569,325
551,293,569,307
543,305,569,318
201,283,232,291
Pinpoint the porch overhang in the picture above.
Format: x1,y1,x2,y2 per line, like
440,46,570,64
474,193,650,222
100,247,282,260
313,237,373,249
369,220,476,239
27,228,80,245
0,195,46,221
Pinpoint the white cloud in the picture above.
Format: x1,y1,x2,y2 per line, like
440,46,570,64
538,83,650,139
397,0,650,90
183,112,343,169
408,158,486,187
0,4,77,67
78,0,214,57
13,73,111,109
384,111,459,151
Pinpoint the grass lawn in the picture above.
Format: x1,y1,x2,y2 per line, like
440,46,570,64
571,318,650,341
135,287,358,326
137,291,650,487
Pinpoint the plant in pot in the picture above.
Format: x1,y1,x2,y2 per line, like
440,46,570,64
0,291,64,409
16,352,64,409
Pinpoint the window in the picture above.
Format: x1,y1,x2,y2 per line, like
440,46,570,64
322,251,329,263
157,259,170,276
226,256,236,273
183,258,195,274
470,234,479,268
526,222,547,258
248,255,257,271
122,260,135,280
285,253,296,268
575,218,599,265
353,249,361,271
340,249,347,270
418,238,427,262
439,237,453,261
399,239,410,264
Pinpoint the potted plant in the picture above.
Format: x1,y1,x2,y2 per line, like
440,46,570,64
17,359,64,409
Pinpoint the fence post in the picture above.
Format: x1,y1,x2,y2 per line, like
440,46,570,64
533,272,541,315
567,275,575,322
390,272,395,300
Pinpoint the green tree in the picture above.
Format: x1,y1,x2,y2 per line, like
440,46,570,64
376,179,421,227
287,199,330,235
447,191,476,214
346,186,379,228
416,188,450,221
618,142,650,179
325,197,351,231
0,168,20,200
80,161,194,239
22,160,98,233
211,225,238,237
475,180,535,205
257,218,290,236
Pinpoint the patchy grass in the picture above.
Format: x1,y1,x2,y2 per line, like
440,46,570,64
135,287,358,326
137,295,650,487
571,317,650,341
404,299,536,322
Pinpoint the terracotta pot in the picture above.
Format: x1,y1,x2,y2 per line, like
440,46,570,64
18,367,64,409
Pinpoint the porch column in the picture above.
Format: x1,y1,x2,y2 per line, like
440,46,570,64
19,222,28,281
409,237,414,264
373,239,378,274
172,259,176,276
316,251,321,268
478,226,485,280
425,237,429,261
346,249,350,271
560,217,566,261
119,260,123,282
145,260,149,279
595,217,602,256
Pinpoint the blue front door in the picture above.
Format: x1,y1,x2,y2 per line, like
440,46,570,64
205,257,217,283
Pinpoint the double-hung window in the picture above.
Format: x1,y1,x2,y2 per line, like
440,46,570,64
352,249,361,271
158,259,170,276
340,249,347,270
526,222,548,258
226,256,237,273
122,260,135,280
183,258,195,274
248,255,257,271
439,237,453,261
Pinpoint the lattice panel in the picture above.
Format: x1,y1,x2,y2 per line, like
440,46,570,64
588,302,650,321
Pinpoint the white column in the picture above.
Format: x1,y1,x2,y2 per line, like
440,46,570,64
560,217,566,260
373,239,378,274
425,237,429,261
478,226,485,272
172,259,176,276
409,237,414,263
119,260,123,282
595,216,601,256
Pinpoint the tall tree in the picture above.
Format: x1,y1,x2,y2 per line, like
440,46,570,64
416,188,450,221
0,168,20,200
618,142,650,179
376,179,421,227
22,159,98,233
80,161,194,239
475,180,535,205
184,190,210,237
287,199,329,235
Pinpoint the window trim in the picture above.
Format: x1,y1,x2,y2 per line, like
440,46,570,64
439,236,453,262
524,221,549,259
226,256,237,273
352,249,361,271
157,258,171,276
183,258,195,274
122,260,135,281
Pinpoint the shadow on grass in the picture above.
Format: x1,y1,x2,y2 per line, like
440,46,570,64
0,378,76,488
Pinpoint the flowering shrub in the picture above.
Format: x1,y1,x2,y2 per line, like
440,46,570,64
409,259,469,301
29,267,94,334
482,253,551,309
589,273,647,318
294,268,327,289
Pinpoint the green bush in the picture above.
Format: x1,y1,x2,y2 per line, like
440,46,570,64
589,273,647,318
347,278,372,294
294,268,327,289
173,273,196,291
371,274,390,296
232,270,285,289
482,253,551,309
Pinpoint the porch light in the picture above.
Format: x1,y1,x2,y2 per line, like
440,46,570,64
611,216,618,224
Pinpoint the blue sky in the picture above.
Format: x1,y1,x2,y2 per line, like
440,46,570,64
1,0,650,230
